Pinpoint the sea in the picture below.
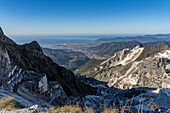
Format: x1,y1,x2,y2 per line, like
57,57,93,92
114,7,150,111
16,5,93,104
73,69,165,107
9,35,137,45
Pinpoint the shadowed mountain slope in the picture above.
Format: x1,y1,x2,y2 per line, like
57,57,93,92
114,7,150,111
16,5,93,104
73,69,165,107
0,27,96,97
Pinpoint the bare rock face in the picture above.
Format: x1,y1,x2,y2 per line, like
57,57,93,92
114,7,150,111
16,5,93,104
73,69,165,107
0,27,16,45
8,41,96,97
0,46,50,107
0,47,11,87
0,27,97,109
0,27,96,100
91,44,170,89
0,27,4,36
156,89,170,109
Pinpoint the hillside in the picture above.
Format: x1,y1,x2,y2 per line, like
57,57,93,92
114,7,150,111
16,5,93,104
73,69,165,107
142,41,170,47
74,59,105,77
78,43,170,89
43,48,90,71
86,40,170,58
88,41,142,58
0,27,96,107
0,27,169,112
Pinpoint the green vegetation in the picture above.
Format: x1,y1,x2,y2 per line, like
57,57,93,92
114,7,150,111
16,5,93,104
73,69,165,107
89,41,170,58
43,48,90,71
142,41,170,47
43,48,72,66
74,59,105,76
66,58,90,71
88,41,141,58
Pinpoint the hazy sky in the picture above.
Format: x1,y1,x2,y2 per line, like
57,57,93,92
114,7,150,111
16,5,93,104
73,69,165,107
0,0,170,35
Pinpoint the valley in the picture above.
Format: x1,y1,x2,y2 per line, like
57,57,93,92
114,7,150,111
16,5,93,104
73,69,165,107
1,0,170,112
0,27,169,113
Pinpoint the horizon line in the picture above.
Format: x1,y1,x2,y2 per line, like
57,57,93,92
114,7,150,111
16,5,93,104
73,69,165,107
8,33,170,37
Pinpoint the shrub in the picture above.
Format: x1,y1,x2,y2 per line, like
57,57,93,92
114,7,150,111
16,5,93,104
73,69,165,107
0,96,15,111
42,104,94,113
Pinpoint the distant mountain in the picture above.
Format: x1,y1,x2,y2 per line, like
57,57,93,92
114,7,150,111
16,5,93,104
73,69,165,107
144,34,170,37
143,41,170,47
43,48,90,71
88,41,142,58
96,34,170,43
86,40,170,58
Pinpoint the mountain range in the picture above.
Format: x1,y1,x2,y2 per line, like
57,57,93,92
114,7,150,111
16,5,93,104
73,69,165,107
96,34,170,42
87,41,170,58
0,27,169,112
76,44,170,89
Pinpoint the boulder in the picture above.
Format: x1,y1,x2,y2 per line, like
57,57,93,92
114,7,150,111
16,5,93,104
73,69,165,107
156,89,170,109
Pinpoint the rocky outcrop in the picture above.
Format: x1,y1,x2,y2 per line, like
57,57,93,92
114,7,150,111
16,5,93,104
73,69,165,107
0,27,96,97
0,47,11,87
0,46,51,107
156,89,170,109
84,44,170,89
106,50,170,89
136,43,170,61
0,27,3,36
100,45,144,69
0,27,16,45
0,27,97,109
76,75,170,113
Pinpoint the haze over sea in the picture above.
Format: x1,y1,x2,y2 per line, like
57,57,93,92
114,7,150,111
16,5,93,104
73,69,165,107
10,34,137,45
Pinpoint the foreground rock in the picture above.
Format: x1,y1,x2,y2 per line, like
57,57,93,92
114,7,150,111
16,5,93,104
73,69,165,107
76,76,170,113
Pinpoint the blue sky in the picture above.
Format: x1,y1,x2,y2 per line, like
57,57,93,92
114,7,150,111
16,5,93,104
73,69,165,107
0,0,170,35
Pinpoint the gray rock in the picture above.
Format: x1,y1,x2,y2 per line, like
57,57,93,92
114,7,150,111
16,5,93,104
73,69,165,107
0,27,4,36
156,89,170,109
92,45,170,89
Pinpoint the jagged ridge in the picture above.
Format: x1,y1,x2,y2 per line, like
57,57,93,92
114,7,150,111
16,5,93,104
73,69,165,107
0,27,96,97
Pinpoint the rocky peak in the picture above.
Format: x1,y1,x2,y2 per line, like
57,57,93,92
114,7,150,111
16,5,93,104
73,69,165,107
158,43,170,50
0,27,4,36
136,42,170,61
100,45,144,69
24,41,41,48
93,43,170,89
0,27,96,97
0,27,16,45
22,41,43,54
0,27,4,40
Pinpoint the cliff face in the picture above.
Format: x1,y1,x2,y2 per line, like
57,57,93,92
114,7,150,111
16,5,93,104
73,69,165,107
0,47,11,87
77,42,170,89
95,45,170,89
0,27,96,97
